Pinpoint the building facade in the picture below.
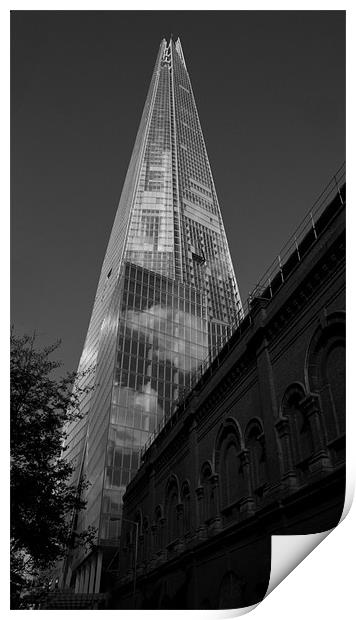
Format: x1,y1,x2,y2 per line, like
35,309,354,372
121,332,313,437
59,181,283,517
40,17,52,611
61,38,242,593
114,181,345,609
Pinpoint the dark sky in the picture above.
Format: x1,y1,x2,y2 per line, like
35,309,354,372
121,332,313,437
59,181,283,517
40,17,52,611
11,10,345,375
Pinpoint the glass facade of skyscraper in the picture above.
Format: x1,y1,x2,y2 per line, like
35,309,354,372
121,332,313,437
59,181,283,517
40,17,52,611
62,38,242,592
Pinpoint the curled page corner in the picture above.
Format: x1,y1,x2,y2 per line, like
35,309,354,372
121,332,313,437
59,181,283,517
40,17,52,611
192,603,259,619
340,465,354,522
215,603,259,618
265,530,331,597
265,461,353,601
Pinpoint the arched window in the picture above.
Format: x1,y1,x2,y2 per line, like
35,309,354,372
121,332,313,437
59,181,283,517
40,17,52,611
326,344,345,433
122,530,131,572
200,462,215,523
154,505,164,552
215,419,245,511
165,477,179,544
181,481,191,535
245,420,266,497
224,442,240,506
307,313,345,445
122,516,139,573
281,384,314,473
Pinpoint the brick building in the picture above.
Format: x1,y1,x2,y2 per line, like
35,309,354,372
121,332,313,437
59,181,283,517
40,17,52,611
112,179,345,610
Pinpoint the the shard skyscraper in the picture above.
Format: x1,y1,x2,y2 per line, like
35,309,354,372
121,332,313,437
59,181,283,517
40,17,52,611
62,37,242,593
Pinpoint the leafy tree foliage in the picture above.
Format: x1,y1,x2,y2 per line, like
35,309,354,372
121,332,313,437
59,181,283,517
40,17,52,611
10,332,94,606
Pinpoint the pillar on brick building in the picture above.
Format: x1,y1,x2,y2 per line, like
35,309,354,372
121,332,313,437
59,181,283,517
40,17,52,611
195,486,206,539
187,415,200,531
301,393,332,472
210,473,223,532
239,449,255,516
251,297,284,486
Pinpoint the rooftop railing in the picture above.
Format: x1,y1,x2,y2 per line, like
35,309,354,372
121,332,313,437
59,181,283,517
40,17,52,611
140,162,345,461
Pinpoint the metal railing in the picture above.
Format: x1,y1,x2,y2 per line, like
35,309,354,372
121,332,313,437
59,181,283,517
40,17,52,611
140,162,345,460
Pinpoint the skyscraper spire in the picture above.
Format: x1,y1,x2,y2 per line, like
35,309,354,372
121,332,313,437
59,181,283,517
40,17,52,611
61,37,242,594
175,37,187,68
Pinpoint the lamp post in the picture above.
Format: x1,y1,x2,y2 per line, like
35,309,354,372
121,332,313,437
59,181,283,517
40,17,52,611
109,516,139,609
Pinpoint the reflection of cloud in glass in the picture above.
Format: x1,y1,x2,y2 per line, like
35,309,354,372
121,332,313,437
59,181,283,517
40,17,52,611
112,383,164,424
125,304,208,371
113,428,146,449
134,383,159,413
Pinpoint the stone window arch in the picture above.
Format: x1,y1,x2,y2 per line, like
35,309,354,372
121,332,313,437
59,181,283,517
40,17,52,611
307,312,345,444
215,419,246,511
165,475,179,544
122,511,141,573
199,461,215,523
181,480,191,535
153,505,164,553
245,419,266,497
281,383,314,471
